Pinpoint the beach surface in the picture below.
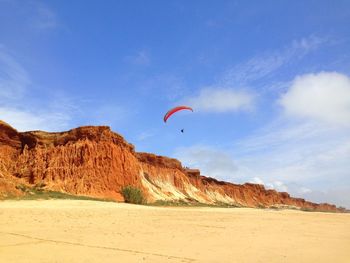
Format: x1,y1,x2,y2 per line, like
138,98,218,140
0,200,349,263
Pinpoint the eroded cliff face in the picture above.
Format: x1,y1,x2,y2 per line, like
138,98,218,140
0,121,341,212
0,122,141,200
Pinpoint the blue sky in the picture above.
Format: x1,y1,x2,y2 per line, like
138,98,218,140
1,0,350,207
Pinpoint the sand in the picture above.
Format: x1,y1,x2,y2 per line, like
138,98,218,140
0,200,349,263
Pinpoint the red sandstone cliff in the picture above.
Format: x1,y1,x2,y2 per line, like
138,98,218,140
0,121,342,212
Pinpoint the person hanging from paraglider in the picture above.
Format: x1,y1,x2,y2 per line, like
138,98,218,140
181,129,184,133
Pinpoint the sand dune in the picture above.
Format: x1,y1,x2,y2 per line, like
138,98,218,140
0,200,349,263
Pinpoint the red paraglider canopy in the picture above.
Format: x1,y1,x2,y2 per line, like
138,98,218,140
163,106,193,122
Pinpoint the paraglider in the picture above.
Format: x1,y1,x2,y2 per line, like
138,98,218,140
163,106,193,133
163,106,193,122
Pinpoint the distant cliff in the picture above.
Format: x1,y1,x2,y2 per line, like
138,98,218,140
0,120,342,212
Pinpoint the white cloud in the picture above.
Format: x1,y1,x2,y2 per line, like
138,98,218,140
269,181,288,192
183,88,255,113
174,145,237,181
280,72,350,126
0,107,70,132
250,177,311,195
249,177,264,185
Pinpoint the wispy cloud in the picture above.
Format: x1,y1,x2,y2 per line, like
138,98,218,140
32,4,58,30
0,47,29,101
0,46,72,131
182,87,255,113
125,50,151,66
136,130,156,141
221,35,328,86
0,1,59,31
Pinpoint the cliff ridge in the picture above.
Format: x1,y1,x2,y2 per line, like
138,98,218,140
0,121,342,212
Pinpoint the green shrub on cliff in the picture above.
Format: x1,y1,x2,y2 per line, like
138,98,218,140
121,186,145,204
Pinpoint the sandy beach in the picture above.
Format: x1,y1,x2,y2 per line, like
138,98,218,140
0,200,349,263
